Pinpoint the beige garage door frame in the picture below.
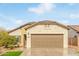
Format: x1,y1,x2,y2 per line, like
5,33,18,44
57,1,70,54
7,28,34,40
31,34,63,48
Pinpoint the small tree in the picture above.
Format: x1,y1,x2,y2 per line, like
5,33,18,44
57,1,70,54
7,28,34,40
0,28,16,49
3,36,16,48
0,28,9,47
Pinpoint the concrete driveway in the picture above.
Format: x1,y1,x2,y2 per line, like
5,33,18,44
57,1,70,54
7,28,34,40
1,47,78,56
21,48,79,56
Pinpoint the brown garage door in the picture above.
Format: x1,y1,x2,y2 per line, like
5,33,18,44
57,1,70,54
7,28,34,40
31,34,63,48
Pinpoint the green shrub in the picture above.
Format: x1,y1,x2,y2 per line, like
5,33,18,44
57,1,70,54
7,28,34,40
7,45,15,49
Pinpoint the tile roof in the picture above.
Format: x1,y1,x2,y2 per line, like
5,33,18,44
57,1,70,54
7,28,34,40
68,25,79,32
8,20,69,33
8,22,36,33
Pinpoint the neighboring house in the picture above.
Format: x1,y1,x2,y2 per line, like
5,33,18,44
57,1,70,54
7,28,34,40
68,25,79,47
9,20,68,49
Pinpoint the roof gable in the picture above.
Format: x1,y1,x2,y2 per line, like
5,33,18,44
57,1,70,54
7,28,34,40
24,20,69,30
9,20,69,33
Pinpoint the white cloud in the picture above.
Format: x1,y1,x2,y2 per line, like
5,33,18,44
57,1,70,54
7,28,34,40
57,20,69,25
60,13,79,19
28,3,55,14
0,14,17,23
68,3,75,6
61,20,69,24
0,14,27,30
69,14,79,19
15,20,23,25
0,14,26,25
15,20,25,25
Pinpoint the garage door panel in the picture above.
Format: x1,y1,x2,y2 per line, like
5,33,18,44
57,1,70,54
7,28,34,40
31,34,63,48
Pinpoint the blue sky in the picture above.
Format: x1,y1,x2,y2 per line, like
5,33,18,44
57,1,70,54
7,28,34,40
0,3,79,30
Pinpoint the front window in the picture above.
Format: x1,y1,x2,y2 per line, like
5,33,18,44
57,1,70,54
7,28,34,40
15,35,21,44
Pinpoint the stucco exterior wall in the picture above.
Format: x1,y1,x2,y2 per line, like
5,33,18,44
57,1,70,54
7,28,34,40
9,29,21,35
9,28,26,47
68,28,79,47
68,28,78,38
20,28,26,47
26,25,68,49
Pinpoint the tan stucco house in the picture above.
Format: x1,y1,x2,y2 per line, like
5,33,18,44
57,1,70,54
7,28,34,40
9,20,68,49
